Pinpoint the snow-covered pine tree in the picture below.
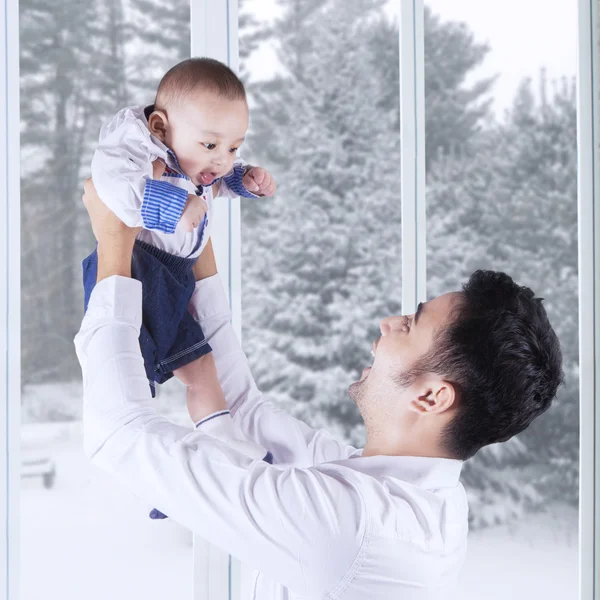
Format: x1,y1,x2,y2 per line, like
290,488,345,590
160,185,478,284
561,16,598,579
240,2,500,445
20,0,129,385
126,0,190,102
240,0,401,439
240,1,577,526
366,5,496,170
485,75,579,509
238,0,271,82
426,73,578,524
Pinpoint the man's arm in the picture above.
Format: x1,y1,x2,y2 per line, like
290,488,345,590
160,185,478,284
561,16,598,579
190,240,363,467
75,183,366,596
74,274,367,599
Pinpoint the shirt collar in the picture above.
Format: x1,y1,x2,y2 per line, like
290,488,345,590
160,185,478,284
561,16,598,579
334,452,463,489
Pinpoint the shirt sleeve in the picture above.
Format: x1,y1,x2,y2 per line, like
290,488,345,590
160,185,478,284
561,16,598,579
216,157,261,200
187,274,364,467
194,409,272,463
73,276,367,599
91,114,188,232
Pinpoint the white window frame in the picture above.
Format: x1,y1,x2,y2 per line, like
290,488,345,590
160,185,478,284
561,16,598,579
0,0,597,598
0,0,20,597
577,0,599,598
189,2,248,599
399,0,426,314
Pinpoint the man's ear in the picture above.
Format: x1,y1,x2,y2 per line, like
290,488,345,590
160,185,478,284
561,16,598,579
409,380,456,415
147,110,169,142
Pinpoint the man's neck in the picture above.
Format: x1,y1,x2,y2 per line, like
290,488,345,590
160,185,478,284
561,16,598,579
362,435,452,459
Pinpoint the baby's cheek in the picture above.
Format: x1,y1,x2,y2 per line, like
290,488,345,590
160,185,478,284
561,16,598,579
226,155,237,171
178,152,203,174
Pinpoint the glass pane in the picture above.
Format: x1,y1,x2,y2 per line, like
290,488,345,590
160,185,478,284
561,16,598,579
19,0,194,597
424,1,578,598
238,0,401,445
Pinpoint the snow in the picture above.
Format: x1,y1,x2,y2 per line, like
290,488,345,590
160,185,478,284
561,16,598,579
20,418,578,600
20,421,194,600
459,502,578,599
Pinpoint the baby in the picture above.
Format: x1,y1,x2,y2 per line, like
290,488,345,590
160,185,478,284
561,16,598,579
82,57,276,519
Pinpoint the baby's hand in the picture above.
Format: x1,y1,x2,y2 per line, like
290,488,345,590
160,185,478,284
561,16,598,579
180,194,208,233
242,167,276,197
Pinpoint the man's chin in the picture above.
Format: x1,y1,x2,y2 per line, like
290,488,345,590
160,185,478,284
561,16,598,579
348,379,363,403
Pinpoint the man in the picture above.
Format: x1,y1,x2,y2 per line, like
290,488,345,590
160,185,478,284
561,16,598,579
74,173,563,600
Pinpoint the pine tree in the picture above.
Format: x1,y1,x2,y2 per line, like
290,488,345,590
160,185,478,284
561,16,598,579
126,0,190,102
426,72,579,519
365,5,496,170
240,0,497,443
240,0,399,438
238,0,271,81
20,0,129,385
488,75,579,508
240,3,578,526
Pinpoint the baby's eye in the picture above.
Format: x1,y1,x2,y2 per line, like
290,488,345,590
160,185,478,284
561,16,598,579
203,143,217,150
229,147,238,154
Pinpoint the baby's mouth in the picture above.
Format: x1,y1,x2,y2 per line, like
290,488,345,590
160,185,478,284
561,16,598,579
197,172,218,185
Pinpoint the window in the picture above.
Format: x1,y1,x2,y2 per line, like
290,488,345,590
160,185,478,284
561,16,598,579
18,0,194,598
1,1,597,598
424,1,578,597
238,0,402,445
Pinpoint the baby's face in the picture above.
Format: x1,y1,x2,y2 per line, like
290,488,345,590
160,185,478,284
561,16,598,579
165,89,249,187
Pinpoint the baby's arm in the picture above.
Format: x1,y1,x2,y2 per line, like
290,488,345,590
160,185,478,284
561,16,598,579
91,111,190,233
215,158,276,199
215,157,264,199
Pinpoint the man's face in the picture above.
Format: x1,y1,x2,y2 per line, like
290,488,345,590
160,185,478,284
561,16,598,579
165,89,249,187
349,292,462,406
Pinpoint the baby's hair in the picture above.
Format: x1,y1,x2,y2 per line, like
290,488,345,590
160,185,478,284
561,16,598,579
155,57,246,111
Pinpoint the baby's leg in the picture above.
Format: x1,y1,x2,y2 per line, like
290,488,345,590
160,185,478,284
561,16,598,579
173,353,227,423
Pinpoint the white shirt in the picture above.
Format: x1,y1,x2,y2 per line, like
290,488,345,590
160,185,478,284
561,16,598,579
91,105,256,260
74,274,469,600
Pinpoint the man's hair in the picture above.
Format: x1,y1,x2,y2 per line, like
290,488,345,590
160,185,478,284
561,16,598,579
404,270,564,461
155,57,246,111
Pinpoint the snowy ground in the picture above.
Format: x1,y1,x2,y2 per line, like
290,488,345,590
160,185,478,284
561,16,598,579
20,418,578,600
20,420,194,600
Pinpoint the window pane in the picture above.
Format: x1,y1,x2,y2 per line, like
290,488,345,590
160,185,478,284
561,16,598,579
238,0,401,445
19,0,194,597
424,2,578,598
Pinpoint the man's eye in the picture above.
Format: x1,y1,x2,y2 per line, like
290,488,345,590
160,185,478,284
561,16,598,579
229,147,238,154
203,143,216,150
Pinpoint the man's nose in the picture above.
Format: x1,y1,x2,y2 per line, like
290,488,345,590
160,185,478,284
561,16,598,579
380,315,408,335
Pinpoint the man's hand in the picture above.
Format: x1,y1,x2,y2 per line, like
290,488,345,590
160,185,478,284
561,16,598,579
192,238,218,281
82,158,166,282
82,178,141,248
242,167,276,197
180,194,208,233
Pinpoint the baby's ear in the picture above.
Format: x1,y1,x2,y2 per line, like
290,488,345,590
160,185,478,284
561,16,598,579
147,110,168,142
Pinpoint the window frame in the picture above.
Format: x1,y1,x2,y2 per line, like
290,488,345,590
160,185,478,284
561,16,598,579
189,1,246,598
400,0,426,314
0,0,20,596
577,0,600,598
